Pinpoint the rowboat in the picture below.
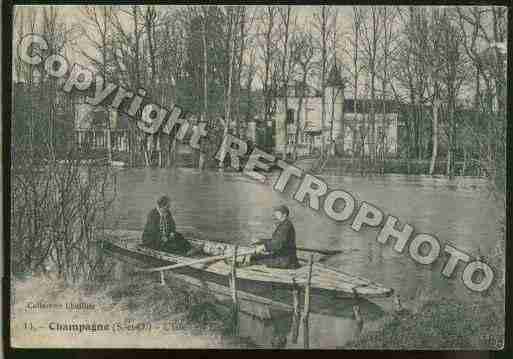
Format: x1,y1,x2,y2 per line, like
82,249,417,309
101,229,393,300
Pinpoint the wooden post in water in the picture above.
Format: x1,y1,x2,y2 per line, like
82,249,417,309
302,254,313,349
291,278,301,344
352,304,363,337
229,245,239,335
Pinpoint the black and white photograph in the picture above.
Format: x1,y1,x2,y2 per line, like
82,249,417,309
7,4,507,349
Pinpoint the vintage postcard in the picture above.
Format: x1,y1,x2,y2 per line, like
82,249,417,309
8,4,506,349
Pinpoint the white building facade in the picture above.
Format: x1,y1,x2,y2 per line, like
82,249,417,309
273,66,400,158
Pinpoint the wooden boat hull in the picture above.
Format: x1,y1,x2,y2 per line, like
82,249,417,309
101,230,393,301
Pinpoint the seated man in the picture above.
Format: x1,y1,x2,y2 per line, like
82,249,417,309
253,205,300,269
142,195,192,255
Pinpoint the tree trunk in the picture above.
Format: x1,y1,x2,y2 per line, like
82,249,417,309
292,72,308,161
429,99,439,175
200,7,209,170
236,7,246,138
219,9,236,169
279,6,291,158
329,87,336,157
320,6,327,161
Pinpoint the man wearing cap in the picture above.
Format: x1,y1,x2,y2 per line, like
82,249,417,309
142,195,192,255
252,205,300,269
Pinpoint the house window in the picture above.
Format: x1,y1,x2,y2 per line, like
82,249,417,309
287,133,296,145
286,109,295,124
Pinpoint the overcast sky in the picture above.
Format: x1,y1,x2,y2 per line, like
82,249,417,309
14,5,502,102
14,5,354,85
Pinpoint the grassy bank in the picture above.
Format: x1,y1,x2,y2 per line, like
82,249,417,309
12,274,254,348
343,294,504,349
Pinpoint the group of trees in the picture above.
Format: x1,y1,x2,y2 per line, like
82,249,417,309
12,5,506,180
342,6,506,181
12,8,117,281
13,5,343,166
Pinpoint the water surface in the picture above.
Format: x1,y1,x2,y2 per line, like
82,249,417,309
108,167,502,348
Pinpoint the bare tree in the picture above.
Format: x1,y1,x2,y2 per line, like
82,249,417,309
234,6,247,137
278,6,295,157
390,7,430,174
426,8,444,175
344,7,365,174
214,6,241,169
290,30,315,160
257,6,279,145
456,6,506,181
80,6,113,80
109,6,156,166
144,6,158,90
376,7,398,174
312,6,339,166
360,6,383,171
12,7,118,283
437,9,466,178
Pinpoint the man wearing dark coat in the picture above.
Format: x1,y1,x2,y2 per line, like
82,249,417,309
142,195,192,254
252,205,300,269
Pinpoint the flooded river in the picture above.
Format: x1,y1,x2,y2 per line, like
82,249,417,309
108,167,502,348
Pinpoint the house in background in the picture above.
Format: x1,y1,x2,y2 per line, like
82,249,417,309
341,99,400,157
73,92,132,156
272,65,401,158
273,65,345,157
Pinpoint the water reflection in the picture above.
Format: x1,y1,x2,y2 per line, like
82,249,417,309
236,297,383,348
238,311,294,348
107,253,387,349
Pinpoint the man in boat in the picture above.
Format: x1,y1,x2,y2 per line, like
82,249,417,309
142,195,193,255
252,205,300,269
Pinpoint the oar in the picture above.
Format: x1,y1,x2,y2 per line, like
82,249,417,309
296,247,343,256
257,238,344,256
136,248,257,273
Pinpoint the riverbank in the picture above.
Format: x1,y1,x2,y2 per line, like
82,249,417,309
12,273,504,349
50,150,486,178
294,156,484,177
11,274,254,348
344,290,504,349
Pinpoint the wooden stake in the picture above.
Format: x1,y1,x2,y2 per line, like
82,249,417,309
302,254,313,349
159,271,165,285
353,304,363,336
230,245,239,335
291,278,300,344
